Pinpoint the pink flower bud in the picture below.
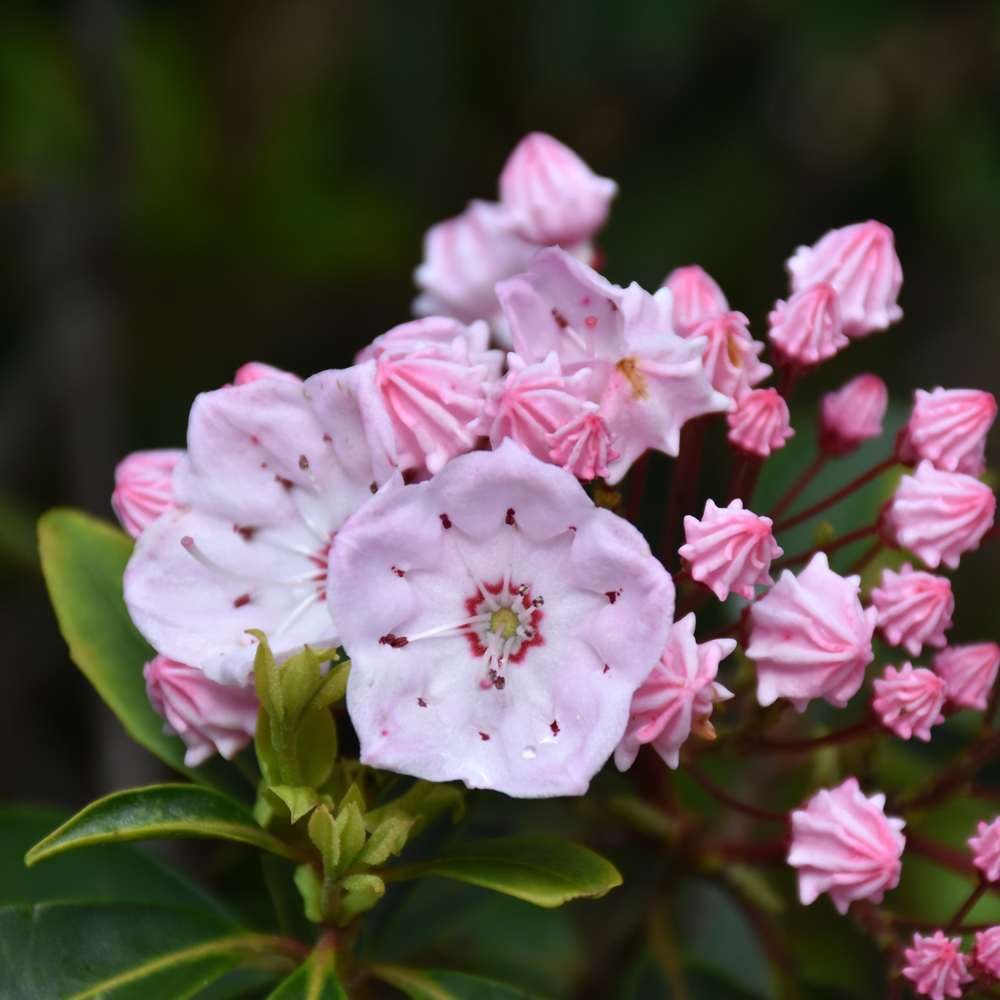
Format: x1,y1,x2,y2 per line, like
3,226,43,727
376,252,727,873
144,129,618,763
788,776,905,914
232,362,303,386
144,654,259,768
881,461,996,570
111,449,184,539
902,932,972,1000
662,265,729,333
872,663,947,742
684,312,772,403
971,817,1000,882
547,410,619,481
819,374,888,457
357,316,492,365
727,388,794,458
870,563,953,657
897,388,997,477
933,642,1000,712
768,282,848,367
679,498,782,601
499,132,618,247
973,926,1000,982
747,553,878,712
787,220,903,337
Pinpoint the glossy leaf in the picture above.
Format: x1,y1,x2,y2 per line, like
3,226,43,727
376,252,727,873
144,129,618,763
25,785,298,865
383,836,622,908
265,944,346,999
370,965,540,1000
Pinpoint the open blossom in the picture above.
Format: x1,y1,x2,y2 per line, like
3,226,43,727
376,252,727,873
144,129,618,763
682,312,772,403
662,265,729,334
872,663,947,741
614,613,734,771
819,374,888,456
788,776,905,914
768,283,848,367
970,817,1000,882
903,932,973,1000
898,387,997,477
870,563,953,657
973,927,1000,981
727,388,794,458
747,553,878,712
124,362,398,686
497,247,729,482
787,220,903,337
326,439,675,798
144,654,259,767
881,460,995,570
498,132,618,248
233,362,303,386
679,498,782,601
933,642,1000,712
111,449,185,539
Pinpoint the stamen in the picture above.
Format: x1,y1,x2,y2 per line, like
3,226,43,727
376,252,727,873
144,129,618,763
273,591,322,636
180,537,316,589
406,615,491,642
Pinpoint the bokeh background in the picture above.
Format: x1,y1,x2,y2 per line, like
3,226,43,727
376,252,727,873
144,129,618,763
2,0,1000,824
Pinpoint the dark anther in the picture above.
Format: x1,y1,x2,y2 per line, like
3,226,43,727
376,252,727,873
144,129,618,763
418,697,427,707
550,720,560,736
551,309,569,328
298,455,309,470
234,525,255,541
607,297,618,311
275,474,293,490
380,633,409,648
323,433,332,442
506,508,516,525
440,513,453,529
494,676,506,690
392,566,405,577
606,590,619,604
533,595,544,607
480,732,491,741
603,664,610,673
234,593,251,608
518,584,530,596
369,481,378,494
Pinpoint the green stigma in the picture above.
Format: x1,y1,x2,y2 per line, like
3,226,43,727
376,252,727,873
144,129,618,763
489,607,520,640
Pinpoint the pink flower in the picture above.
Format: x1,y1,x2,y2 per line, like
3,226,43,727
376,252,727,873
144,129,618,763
727,388,795,458
326,439,675,798
662,265,729,334
870,563,953,657
614,613,734,771
498,132,618,248
786,220,903,337
970,817,1000,882
882,460,996,570
902,932,973,1000
497,247,729,483
679,498,782,601
682,312,772,404
898,388,998,477
933,642,1000,712
144,654,259,767
973,926,1000,980
788,776,905,914
819,374,888,457
357,316,493,365
547,410,619,481
872,663,947,742
233,362,303,386
124,362,398,685
768,283,848,367
111,449,185,539
747,553,878,712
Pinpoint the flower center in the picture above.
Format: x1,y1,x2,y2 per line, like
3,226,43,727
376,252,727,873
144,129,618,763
490,606,521,639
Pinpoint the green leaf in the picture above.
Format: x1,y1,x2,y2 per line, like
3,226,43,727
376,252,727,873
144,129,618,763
25,785,299,865
306,661,350,713
270,786,321,824
355,817,411,867
382,836,621,908
365,780,464,840
335,802,366,873
308,806,339,875
369,965,540,1000
338,874,385,922
265,944,346,999
37,508,245,798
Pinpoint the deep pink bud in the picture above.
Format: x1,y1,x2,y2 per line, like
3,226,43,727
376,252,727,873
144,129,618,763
819,374,888,456
232,362,303,386
662,265,729,333
788,776,905,914
881,461,996,570
973,926,1000,982
499,132,618,247
111,449,184,539
870,563,953,657
768,282,848,367
902,932,972,1000
727,388,794,458
684,312,772,403
898,387,997,477
872,663,947,742
933,642,1000,712
787,220,903,337
971,817,1000,882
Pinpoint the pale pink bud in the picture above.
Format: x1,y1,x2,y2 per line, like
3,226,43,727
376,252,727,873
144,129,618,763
747,553,878,712
679,498,782,601
768,282,848,367
870,563,953,657
727,388,794,458
684,312,772,402
499,132,618,247
819,374,888,456
787,220,903,337
882,461,996,570
788,776,905,914
662,265,729,333
547,410,619,481
902,932,972,1000
232,362,303,386
872,663,947,742
970,817,1000,882
357,316,492,365
898,388,997,477
144,654,259,768
973,926,1000,981
933,642,1000,712
111,449,184,539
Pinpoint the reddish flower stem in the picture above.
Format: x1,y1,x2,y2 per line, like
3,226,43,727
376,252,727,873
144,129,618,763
741,716,880,755
848,539,884,576
946,874,989,933
661,416,711,567
727,454,764,505
768,453,827,523
683,762,788,824
770,523,879,572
